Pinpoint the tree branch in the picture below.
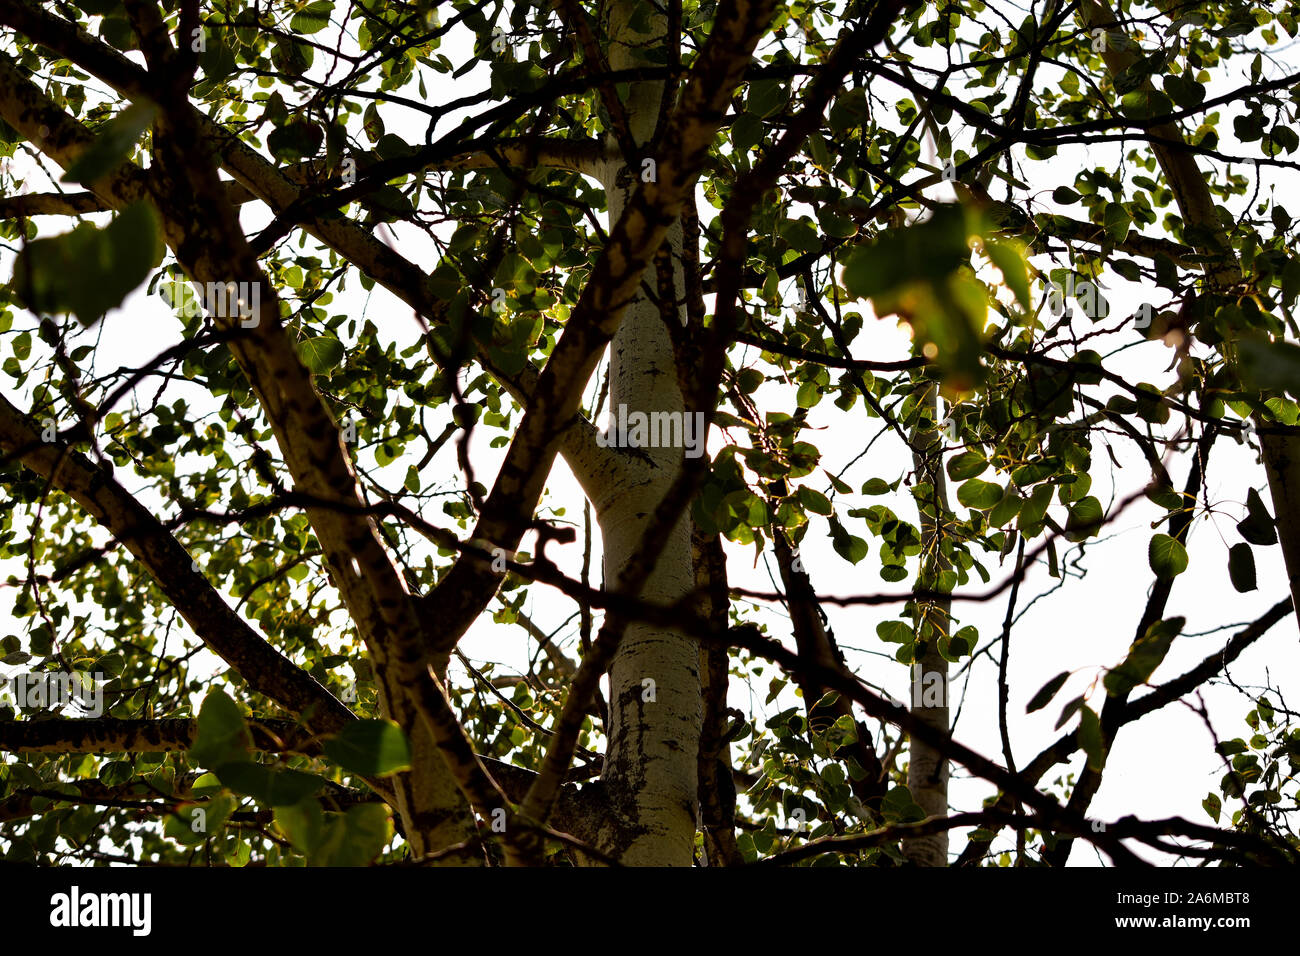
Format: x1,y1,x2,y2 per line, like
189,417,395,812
0,716,318,755
0,391,358,740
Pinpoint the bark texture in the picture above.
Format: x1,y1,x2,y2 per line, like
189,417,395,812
904,380,951,866
588,0,701,866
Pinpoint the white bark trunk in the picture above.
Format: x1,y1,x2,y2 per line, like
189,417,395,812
583,0,702,865
904,382,950,866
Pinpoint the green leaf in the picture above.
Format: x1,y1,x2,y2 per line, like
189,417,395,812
1011,460,1055,487
828,515,869,564
827,471,852,495
13,202,162,326
1228,543,1257,593
1148,533,1188,580
268,120,323,163
290,0,332,33
1052,186,1079,205
1134,384,1168,424
1078,706,1106,771
99,16,137,51
989,490,1022,527
191,773,223,796
841,206,971,301
1234,111,1265,142
199,30,238,82
1119,89,1173,120
1103,202,1133,243
275,797,326,855
796,485,832,515
1064,495,1104,541
62,104,156,185
313,803,392,866
298,335,345,374
1112,258,1141,281
818,209,857,239
780,219,821,255
1104,617,1184,697
1163,74,1205,110
946,625,978,658
730,113,763,154
879,785,926,824
1238,338,1300,398
189,689,252,769
985,240,1030,308
840,207,987,386
1026,671,1070,713
323,720,412,777
376,133,416,162
362,102,385,142
164,794,236,846
957,478,1002,510
1057,472,1092,504
746,79,789,119
946,451,988,481
736,368,764,394
876,620,913,644
1054,695,1085,730
828,89,869,135
1202,792,1221,823
1236,487,1277,546
216,761,326,806
880,563,908,583
1264,126,1299,157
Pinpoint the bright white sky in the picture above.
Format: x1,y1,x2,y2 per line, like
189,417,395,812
2,3,1298,866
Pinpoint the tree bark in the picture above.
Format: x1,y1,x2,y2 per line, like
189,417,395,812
586,0,701,866
904,379,950,866
1081,0,1300,632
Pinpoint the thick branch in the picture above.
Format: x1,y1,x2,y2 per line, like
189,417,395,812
0,716,318,754
0,190,102,217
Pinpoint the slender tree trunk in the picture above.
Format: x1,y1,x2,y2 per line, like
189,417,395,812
1082,0,1300,632
1259,434,1300,619
588,0,701,865
904,379,950,866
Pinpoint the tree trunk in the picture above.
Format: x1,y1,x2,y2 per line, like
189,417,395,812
588,0,701,866
1082,0,1300,633
1259,432,1300,622
904,379,950,866
385,653,481,863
